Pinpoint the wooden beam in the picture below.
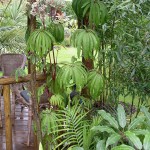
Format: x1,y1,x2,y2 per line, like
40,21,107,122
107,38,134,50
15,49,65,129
3,85,12,150
0,74,46,85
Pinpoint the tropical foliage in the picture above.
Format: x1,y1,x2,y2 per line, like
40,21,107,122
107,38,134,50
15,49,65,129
1,0,150,149
0,0,26,53
27,0,149,149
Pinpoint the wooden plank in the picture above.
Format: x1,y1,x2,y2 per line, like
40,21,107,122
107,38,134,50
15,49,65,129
3,85,12,150
0,74,46,85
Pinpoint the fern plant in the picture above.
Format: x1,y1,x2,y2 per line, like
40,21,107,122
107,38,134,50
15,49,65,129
91,104,150,150
40,108,59,135
48,104,102,150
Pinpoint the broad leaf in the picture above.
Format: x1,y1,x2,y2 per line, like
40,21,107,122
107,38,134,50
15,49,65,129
96,140,106,150
125,131,142,150
132,129,149,136
106,133,121,148
141,106,150,125
143,132,150,150
112,144,135,150
70,147,84,150
39,142,43,150
91,125,115,134
117,104,126,128
128,116,145,130
98,110,119,129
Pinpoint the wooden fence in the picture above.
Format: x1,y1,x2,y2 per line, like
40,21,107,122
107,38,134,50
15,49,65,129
0,74,46,150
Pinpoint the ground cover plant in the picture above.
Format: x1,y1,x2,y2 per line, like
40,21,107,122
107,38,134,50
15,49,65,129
1,0,149,149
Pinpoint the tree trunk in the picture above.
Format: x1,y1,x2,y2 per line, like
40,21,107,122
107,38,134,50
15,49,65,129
27,0,42,148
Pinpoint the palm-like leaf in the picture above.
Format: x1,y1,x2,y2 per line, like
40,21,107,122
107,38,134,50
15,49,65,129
71,29,99,59
52,105,92,150
87,70,104,99
27,29,55,57
56,61,87,90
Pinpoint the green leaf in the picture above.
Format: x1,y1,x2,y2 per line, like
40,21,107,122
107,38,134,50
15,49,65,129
87,71,104,99
132,129,149,136
128,116,145,130
68,147,84,150
39,142,43,150
91,125,115,134
112,144,135,150
106,133,121,148
125,131,142,150
143,132,150,150
117,104,126,128
98,110,119,129
49,94,64,107
96,140,106,150
37,85,45,103
140,106,150,125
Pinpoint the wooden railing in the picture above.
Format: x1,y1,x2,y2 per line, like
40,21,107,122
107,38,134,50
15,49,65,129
0,74,46,150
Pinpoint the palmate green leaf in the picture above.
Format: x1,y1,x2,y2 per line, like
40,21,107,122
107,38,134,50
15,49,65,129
143,133,150,150
96,140,106,150
106,133,121,148
128,116,145,130
91,125,115,134
98,110,119,129
117,104,126,128
87,71,104,99
125,131,142,150
82,1,90,17
56,62,87,90
112,144,135,150
71,29,99,59
27,29,55,57
47,22,64,43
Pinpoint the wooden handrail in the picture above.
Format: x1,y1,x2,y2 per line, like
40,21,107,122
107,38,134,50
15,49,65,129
0,73,46,150
0,74,46,85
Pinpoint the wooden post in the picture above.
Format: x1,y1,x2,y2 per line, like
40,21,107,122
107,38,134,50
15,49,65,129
3,85,12,150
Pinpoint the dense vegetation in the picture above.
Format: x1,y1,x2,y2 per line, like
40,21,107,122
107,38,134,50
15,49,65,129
0,0,150,149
